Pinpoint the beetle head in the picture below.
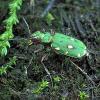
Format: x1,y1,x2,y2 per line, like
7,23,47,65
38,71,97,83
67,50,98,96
32,31,52,43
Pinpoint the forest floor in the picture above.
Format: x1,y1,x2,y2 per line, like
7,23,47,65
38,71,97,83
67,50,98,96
0,0,100,100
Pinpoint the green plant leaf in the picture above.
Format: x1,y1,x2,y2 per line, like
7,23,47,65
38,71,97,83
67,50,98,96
45,12,54,25
1,47,7,56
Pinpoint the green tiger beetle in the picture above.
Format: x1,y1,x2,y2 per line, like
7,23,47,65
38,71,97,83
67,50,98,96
32,31,88,58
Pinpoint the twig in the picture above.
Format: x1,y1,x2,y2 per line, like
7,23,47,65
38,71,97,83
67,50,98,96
41,54,53,87
41,0,55,17
34,48,44,53
23,56,33,77
27,56,33,68
88,19,98,37
22,17,31,35
74,14,85,37
69,15,78,34
70,60,95,86
29,0,35,13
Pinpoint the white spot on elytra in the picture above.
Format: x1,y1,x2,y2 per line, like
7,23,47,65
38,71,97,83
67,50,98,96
68,45,73,49
65,51,68,55
70,38,74,41
55,47,60,50
77,53,81,57
84,50,87,55
34,36,38,39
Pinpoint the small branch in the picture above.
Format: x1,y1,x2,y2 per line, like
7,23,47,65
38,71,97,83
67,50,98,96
70,60,95,86
41,0,55,17
88,19,98,37
41,54,53,87
25,56,33,75
22,17,31,35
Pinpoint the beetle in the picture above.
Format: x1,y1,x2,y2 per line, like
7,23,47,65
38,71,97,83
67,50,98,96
32,31,88,58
